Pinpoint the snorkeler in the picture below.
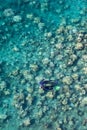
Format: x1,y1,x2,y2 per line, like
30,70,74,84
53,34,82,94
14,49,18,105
40,79,60,91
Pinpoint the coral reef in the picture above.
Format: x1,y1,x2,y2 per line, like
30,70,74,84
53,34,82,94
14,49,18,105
0,0,87,130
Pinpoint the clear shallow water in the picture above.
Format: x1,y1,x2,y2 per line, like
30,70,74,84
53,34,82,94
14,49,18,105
0,0,87,130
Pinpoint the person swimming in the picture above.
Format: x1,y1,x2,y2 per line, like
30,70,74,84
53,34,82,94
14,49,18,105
40,79,60,91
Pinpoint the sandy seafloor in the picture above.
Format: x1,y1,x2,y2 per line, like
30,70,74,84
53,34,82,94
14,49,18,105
0,0,87,130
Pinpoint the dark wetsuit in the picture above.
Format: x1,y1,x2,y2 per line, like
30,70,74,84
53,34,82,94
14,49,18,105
40,79,58,90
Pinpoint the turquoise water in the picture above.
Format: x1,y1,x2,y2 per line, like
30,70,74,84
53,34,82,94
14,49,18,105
0,0,87,130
